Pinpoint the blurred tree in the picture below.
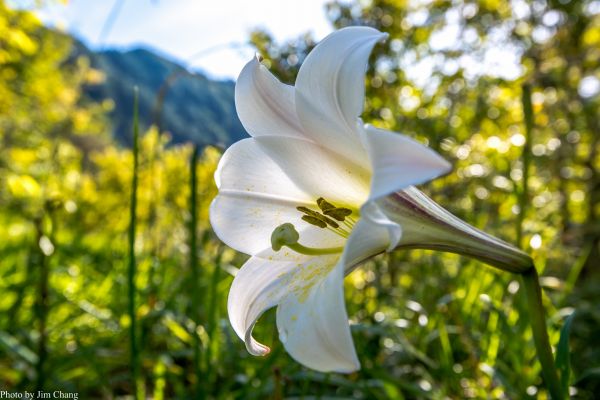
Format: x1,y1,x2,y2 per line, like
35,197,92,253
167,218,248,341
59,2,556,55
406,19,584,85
0,0,110,390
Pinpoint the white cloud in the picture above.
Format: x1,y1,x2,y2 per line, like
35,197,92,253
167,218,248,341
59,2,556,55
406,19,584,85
35,0,332,79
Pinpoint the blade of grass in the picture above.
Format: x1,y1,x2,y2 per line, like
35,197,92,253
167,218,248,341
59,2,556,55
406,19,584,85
517,84,533,248
555,312,575,397
35,206,56,391
128,87,141,400
560,242,592,303
203,250,222,391
152,357,167,400
189,144,204,399
35,219,49,392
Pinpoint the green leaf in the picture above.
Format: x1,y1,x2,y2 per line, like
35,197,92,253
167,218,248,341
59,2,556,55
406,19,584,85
555,312,575,397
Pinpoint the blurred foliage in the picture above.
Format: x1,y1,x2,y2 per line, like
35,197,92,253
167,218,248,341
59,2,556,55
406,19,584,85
0,0,599,399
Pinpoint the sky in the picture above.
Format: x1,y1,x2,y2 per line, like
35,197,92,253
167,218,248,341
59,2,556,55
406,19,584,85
22,0,526,85
15,0,596,96
19,0,333,79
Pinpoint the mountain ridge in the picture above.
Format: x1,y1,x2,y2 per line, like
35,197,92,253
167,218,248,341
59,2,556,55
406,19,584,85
75,41,248,148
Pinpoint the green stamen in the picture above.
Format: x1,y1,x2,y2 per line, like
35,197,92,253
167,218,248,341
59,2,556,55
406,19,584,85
327,226,349,239
296,206,318,216
323,207,352,221
297,206,340,228
342,219,354,230
295,198,357,241
316,197,353,222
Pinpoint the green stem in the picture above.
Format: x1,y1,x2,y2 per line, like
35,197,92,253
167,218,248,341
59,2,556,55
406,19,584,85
128,87,141,399
518,84,562,399
189,144,203,400
521,267,563,400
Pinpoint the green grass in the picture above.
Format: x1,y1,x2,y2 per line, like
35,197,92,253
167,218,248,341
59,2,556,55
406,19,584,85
128,87,141,399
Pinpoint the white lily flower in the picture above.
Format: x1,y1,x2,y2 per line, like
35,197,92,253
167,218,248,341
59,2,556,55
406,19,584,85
210,26,531,373
209,26,453,373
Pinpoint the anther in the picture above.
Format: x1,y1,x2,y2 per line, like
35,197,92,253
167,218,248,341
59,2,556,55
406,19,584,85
297,206,340,228
316,197,353,222
317,197,336,212
323,207,352,222
301,215,327,228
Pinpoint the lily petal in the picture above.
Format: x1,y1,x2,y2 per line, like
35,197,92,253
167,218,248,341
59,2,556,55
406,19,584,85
342,202,401,273
228,254,358,372
210,138,345,259
213,138,309,200
360,201,403,252
227,255,317,356
228,261,276,356
235,57,305,138
362,125,452,200
254,135,370,207
276,260,360,373
295,26,387,164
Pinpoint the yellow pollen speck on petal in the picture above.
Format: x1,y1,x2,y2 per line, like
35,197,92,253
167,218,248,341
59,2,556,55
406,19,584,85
289,262,336,304
291,315,297,322
297,289,311,303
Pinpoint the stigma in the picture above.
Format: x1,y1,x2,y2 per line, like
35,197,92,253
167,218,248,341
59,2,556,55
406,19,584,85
271,223,344,256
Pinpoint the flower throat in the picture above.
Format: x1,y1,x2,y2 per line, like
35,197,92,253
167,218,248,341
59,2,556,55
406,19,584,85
270,197,356,256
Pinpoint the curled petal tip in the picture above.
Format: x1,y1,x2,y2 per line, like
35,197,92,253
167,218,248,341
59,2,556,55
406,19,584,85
247,343,271,356
255,345,271,356
245,331,272,356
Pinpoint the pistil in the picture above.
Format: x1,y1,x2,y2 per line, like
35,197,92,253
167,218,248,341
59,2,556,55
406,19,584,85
271,223,344,256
